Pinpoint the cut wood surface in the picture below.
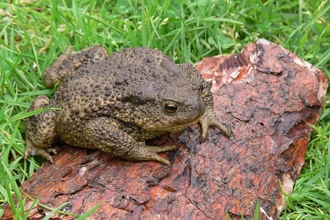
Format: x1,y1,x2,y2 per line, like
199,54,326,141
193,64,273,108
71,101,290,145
2,39,328,219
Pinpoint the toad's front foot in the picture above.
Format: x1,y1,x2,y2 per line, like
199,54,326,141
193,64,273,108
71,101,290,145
199,108,230,142
122,143,179,166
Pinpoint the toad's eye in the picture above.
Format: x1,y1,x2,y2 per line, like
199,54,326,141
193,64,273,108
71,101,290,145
163,101,179,115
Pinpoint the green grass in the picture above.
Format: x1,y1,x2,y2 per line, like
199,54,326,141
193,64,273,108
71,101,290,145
0,0,329,219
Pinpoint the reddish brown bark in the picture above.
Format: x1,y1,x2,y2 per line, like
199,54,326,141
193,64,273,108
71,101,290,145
2,39,328,219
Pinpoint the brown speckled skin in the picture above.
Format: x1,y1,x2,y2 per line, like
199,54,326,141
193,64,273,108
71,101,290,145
25,46,229,166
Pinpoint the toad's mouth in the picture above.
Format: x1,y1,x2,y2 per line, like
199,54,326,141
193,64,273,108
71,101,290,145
142,117,201,132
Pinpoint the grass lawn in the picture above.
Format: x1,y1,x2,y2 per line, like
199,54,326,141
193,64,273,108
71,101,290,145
0,0,329,219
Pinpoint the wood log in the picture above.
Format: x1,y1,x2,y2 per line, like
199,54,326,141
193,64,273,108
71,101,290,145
2,39,328,219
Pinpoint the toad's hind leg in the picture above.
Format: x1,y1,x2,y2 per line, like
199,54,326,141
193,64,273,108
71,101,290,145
25,95,57,163
42,46,108,87
84,117,178,166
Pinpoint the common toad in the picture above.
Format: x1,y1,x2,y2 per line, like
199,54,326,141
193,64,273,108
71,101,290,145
25,46,229,166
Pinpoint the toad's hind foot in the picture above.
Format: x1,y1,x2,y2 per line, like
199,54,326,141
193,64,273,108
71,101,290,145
24,139,58,163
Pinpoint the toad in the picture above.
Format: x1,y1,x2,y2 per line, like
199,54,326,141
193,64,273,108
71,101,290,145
25,46,230,166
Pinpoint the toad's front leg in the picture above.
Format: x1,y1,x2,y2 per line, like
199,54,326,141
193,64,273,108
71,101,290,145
83,117,178,166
